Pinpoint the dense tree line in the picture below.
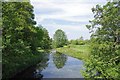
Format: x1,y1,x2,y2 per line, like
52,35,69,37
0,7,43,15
39,26,52,49
69,36,90,45
0,1,2,30
84,1,120,79
2,2,51,78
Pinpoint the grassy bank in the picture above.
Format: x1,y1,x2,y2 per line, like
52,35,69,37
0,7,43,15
56,44,90,61
2,50,49,79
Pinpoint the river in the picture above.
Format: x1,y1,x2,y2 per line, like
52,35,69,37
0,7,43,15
13,51,84,79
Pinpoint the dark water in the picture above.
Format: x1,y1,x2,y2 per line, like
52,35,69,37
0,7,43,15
13,51,84,79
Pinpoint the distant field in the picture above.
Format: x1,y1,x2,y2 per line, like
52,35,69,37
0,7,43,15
56,44,90,61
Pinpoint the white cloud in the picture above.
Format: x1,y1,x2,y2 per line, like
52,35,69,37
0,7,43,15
30,0,107,39
31,1,95,22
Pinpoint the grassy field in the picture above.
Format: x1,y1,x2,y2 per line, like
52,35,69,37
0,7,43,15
56,44,90,61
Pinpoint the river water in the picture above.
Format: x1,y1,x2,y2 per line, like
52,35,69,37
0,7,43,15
13,51,84,79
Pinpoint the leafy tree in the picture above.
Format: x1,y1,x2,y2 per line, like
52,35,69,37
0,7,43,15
2,2,51,78
0,1,2,30
39,25,52,49
2,2,37,55
69,39,85,45
70,40,78,45
53,29,68,48
84,1,120,79
28,26,44,53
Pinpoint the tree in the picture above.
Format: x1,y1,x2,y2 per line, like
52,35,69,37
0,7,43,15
39,26,52,49
70,40,78,45
84,1,120,79
28,26,44,53
2,2,49,78
2,2,37,55
53,29,68,48
69,39,85,45
0,1,2,30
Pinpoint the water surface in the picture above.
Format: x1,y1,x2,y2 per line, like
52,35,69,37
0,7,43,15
13,51,84,79
40,52,84,78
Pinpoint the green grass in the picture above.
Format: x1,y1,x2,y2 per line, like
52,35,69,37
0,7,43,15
56,44,90,61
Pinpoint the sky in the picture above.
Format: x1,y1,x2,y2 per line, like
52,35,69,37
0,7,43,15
30,0,107,40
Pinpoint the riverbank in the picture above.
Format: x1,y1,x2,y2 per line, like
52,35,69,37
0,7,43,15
2,50,49,79
56,44,90,61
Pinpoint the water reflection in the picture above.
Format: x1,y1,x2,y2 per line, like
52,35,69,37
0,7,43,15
41,51,84,78
34,53,49,78
13,51,84,78
13,53,49,79
53,52,67,69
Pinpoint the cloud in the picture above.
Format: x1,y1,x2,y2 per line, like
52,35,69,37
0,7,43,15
31,1,95,22
30,0,106,3
34,8,64,15
30,0,107,40
39,18,89,26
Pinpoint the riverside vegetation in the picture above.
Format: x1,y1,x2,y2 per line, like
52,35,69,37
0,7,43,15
2,0,120,79
53,1,120,79
56,43,90,61
2,2,51,79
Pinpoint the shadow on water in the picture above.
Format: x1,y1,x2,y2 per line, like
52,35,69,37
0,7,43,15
12,51,84,79
12,52,49,79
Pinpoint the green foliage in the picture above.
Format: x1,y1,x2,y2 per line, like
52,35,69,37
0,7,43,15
2,2,51,78
2,2,36,55
84,1,120,79
69,36,89,45
38,25,52,49
69,39,85,45
53,29,68,48
0,1,2,30
70,40,78,45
